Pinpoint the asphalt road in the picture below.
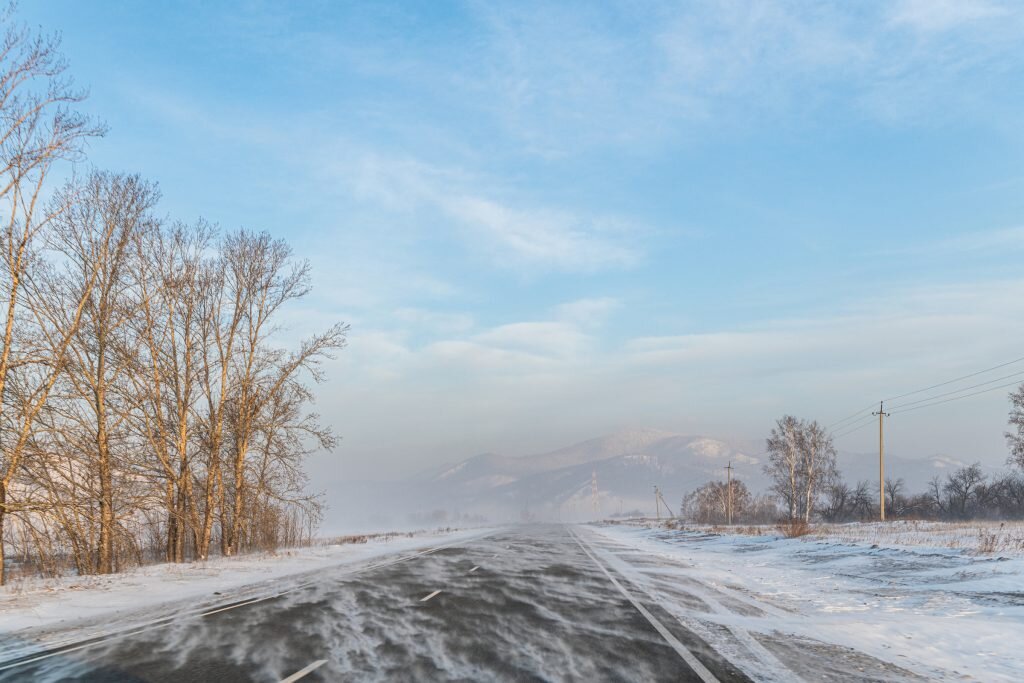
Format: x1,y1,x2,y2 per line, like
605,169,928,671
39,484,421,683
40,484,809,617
0,525,920,682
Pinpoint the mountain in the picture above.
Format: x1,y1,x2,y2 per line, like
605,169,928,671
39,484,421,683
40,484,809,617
420,429,765,521
320,429,998,532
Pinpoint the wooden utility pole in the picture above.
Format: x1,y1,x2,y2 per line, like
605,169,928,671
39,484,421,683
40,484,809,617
725,461,733,525
873,401,890,521
654,485,661,520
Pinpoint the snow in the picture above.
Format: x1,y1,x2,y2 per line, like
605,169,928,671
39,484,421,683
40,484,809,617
589,521,1024,681
0,527,492,658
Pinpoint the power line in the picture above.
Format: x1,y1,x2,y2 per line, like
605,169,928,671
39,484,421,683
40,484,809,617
832,412,877,436
883,355,1024,403
888,368,1024,411
827,403,878,430
832,415,878,439
889,379,1023,415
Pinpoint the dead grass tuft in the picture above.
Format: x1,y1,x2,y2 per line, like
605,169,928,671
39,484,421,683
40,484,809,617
777,518,812,538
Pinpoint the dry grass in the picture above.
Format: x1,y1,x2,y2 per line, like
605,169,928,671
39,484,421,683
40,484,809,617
804,520,1024,555
776,519,812,538
669,519,1024,556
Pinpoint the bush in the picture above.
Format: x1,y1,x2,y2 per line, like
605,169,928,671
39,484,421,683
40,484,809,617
777,518,811,538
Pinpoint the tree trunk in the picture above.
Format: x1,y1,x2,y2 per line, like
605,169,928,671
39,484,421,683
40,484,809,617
227,437,248,556
0,481,7,586
164,480,176,562
97,437,114,574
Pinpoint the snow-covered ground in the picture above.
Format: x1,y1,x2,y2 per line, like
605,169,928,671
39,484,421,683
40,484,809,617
0,527,491,658
666,519,1024,556
591,522,1024,681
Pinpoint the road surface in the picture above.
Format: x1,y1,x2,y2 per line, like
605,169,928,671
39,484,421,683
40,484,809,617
0,525,920,682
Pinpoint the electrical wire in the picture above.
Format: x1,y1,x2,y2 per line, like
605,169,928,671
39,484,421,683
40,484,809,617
889,380,1023,415
887,368,1024,411
826,403,878,430
883,355,1024,403
832,418,878,440
831,413,878,439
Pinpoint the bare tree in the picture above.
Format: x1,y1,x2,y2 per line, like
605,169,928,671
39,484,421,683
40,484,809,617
0,11,103,584
1007,384,1024,470
765,415,801,520
128,220,211,562
218,230,346,555
44,171,158,574
885,478,905,518
799,420,837,522
682,479,752,525
943,463,986,520
765,416,836,521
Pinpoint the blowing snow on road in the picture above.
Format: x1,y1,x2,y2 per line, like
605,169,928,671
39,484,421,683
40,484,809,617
2,524,996,681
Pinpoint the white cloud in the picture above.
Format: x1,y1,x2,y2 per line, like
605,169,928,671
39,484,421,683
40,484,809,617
554,297,621,327
474,321,591,360
328,276,1024,478
392,307,475,335
888,0,1009,33
351,153,643,271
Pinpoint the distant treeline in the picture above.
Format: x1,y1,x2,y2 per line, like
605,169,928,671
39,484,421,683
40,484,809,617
0,10,345,584
682,394,1024,525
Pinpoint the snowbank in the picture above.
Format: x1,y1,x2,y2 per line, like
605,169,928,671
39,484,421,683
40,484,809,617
590,522,1024,681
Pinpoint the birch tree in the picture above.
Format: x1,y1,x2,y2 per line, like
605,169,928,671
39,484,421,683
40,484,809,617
798,419,837,522
765,415,801,520
765,415,837,522
1007,384,1024,470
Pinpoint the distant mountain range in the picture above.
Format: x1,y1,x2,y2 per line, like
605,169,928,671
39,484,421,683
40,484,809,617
321,428,990,533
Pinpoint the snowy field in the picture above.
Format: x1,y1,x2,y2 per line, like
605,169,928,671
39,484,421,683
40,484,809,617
649,519,1024,555
0,527,490,658
592,521,1024,681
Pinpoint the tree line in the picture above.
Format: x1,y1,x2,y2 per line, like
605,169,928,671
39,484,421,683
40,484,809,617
0,11,345,584
680,387,1024,526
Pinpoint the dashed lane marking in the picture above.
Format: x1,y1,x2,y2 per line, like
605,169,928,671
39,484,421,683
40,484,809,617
420,590,443,602
469,566,479,573
279,659,328,682
0,532,495,674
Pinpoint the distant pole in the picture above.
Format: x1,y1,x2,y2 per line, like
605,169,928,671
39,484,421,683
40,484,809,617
725,461,733,525
873,401,890,521
654,486,661,520
591,470,599,517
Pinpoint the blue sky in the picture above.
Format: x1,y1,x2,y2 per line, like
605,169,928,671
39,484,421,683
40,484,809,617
27,1,1024,480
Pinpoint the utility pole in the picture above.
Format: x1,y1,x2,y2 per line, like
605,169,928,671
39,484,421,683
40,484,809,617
654,486,676,519
873,401,890,521
725,461,733,525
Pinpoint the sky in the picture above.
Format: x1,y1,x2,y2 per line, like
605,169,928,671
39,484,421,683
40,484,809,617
24,0,1024,482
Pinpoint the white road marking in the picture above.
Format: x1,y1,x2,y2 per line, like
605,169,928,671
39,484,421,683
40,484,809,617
469,566,479,573
571,530,720,683
0,531,497,673
279,659,328,682
420,590,442,602
588,536,796,682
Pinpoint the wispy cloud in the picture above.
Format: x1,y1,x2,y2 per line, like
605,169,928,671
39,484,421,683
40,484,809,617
888,0,1009,33
351,153,643,271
